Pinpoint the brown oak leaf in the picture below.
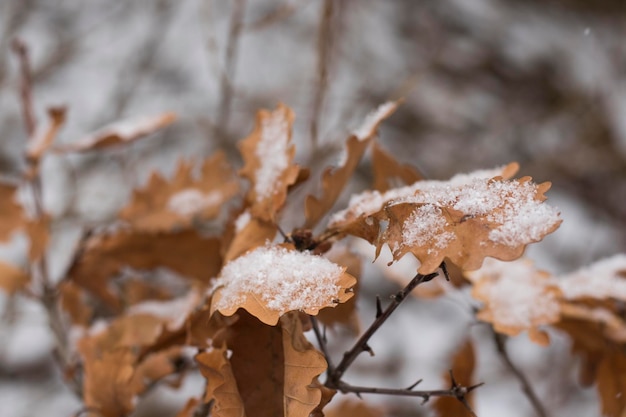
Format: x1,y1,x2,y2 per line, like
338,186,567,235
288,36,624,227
0,182,24,242
0,261,29,295
433,338,477,417
210,244,356,325
57,111,176,152
120,151,239,231
196,346,246,417
371,141,423,192
304,101,400,228
221,310,327,417
68,229,222,309
222,209,277,263
467,258,562,345
329,165,560,274
238,104,300,221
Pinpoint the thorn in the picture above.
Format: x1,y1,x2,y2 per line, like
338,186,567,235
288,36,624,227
421,395,430,405
375,295,383,318
406,379,423,390
467,382,485,392
355,392,362,399
440,261,450,281
449,370,458,389
363,343,375,357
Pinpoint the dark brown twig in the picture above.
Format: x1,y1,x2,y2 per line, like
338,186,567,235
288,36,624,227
310,316,335,372
11,38,37,136
492,329,548,417
327,270,439,385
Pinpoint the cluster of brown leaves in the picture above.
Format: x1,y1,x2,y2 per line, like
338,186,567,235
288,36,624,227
0,101,573,417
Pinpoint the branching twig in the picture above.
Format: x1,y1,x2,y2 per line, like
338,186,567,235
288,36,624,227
310,316,335,372
11,38,37,136
327,270,439,385
492,329,548,417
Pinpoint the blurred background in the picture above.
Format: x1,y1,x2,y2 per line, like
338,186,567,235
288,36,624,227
0,1,625,416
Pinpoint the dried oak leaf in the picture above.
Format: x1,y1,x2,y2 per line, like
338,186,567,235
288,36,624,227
174,398,202,417
68,229,222,309
433,338,477,417
0,182,24,242
56,111,176,152
24,214,50,261
329,164,560,274
323,399,385,417
0,261,29,295
59,281,93,326
26,106,66,162
119,151,239,231
466,258,562,345
222,209,277,263
371,141,423,192
210,244,356,326
238,104,300,221
305,101,400,228
222,310,327,417
557,318,626,417
196,346,246,417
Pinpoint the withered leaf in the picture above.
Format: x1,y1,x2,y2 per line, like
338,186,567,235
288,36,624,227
467,258,562,345
329,166,560,274
120,151,239,232
26,106,66,162
211,244,356,325
305,101,400,228
57,111,176,152
433,338,477,417
196,346,246,417
323,398,385,417
371,141,422,192
0,182,24,242
68,229,221,309
222,209,277,263
238,104,300,221
224,311,327,417
0,261,29,295
59,281,93,326
24,214,50,261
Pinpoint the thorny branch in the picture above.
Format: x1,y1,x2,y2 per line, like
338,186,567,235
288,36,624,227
492,329,548,417
311,266,481,413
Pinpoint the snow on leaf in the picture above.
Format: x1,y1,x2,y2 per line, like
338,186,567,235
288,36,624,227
0,261,29,295
57,111,176,152
352,101,399,141
329,164,560,274
467,258,562,345
304,101,400,228
196,346,246,417
0,182,24,242
68,229,222,309
557,254,626,302
210,245,356,326
120,152,239,231
238,104,299,221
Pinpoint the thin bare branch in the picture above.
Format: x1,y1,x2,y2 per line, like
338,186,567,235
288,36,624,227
245,1,298,31
492,329,548,417
11,38,37,136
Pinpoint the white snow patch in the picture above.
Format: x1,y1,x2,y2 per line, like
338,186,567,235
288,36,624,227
128,291,199,331
402,205,453,250
234,210,251,232
211,245,345,314
167,188,222,216
468,259,561,329
352,101,397,141
558,254,626,301
254,109,290,201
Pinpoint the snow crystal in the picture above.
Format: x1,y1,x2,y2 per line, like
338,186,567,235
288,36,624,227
469,259,561,329
402,205,453,250
558,254,626,301
211,245,345,315
254,109,290,201
352,102,397,141
167,188,222,216
234,210,251,232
